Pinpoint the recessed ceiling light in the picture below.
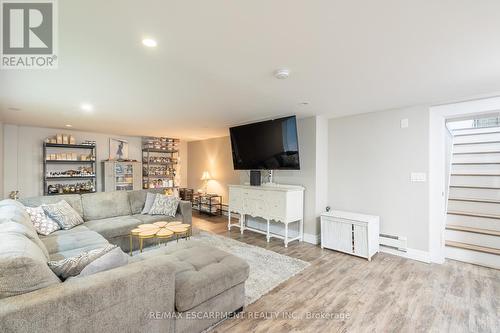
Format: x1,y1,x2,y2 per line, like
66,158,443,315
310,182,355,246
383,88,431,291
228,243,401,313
142,38,157,48
65,124,73,128
298,101,310,106
80,103,93,112
274,68,290,79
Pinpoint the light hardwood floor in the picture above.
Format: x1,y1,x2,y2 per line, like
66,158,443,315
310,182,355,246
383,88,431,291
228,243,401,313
192,213,500,333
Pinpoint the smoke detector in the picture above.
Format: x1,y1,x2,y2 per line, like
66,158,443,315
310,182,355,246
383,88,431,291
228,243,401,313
274,69,290,79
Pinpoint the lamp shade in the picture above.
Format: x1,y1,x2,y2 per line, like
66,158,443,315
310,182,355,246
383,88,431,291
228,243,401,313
201,171,212,181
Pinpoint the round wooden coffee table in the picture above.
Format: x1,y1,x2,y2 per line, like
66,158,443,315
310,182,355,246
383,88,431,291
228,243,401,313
129,221,191,255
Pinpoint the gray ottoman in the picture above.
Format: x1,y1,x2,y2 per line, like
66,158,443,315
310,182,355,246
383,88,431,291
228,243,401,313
130,241,249,333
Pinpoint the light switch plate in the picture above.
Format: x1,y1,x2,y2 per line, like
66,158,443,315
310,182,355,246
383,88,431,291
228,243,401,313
401,118,409,128
410,172,426,182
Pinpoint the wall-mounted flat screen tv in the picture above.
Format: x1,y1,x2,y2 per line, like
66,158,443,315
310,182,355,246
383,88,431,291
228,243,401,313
229,115,300,170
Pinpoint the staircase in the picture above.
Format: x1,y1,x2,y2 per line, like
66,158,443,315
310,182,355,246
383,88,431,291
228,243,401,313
445,125,500,269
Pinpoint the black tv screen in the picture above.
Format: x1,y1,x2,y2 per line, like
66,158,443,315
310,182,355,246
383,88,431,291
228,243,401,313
229,116,300,170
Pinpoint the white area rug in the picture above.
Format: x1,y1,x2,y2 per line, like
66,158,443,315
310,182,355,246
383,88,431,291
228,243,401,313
192,231,310,305
137,230,310,305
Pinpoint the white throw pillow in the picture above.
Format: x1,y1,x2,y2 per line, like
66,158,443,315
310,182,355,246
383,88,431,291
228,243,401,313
42,200,84,230
25,206,61,235
141,192,157,214
77,247,129,277
48,245,116,280
148,194,180,217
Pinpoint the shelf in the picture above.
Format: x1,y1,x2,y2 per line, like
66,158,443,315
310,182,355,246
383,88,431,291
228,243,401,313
47,191,96,196
143,162,178,165
143,186,178,190
45,176,96,180
142,175,174,179
44,143,95,149
142,148,178,153
45,160,96,164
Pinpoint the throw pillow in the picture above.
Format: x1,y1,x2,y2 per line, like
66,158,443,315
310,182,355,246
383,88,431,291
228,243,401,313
42,200,84,230
25,206,61,236
77,247,129,277
141,192,157,214
48,245,116,280
148,194,180,217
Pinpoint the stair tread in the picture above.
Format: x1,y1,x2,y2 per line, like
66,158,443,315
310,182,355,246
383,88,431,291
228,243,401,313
452,126,500,132
451,173,500,176
453,151,500,155
454,131,500,137
449,185,500,189
452,162,500,165
448,197,500,204
445,241,500,255
454,141,500,146
446,224,500,236
447,210,500,219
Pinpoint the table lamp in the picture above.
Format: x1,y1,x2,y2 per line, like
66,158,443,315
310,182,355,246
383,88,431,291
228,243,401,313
201,171,212,194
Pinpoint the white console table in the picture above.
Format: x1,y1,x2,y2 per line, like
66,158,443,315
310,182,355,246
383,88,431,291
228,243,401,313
228,184,304,247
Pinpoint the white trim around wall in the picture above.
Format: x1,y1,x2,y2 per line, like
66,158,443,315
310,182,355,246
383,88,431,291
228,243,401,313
380,246,431,263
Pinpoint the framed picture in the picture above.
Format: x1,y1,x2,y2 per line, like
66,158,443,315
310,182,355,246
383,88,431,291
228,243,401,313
109,138,129,160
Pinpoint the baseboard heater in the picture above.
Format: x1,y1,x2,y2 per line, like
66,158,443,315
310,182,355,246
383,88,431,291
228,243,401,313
379,233,408,252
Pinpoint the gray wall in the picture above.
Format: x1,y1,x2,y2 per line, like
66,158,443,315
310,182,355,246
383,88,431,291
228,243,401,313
0,122,3,199
314,116,329,235
328,106,430,251
3,124,187,198
240,116,323,238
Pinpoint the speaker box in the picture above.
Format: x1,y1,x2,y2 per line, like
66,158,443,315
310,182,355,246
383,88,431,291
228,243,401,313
250,170,261,186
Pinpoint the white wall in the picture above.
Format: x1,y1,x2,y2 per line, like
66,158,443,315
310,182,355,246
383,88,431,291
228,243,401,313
444,128,453,203
328,106,430,251
2,124,187,198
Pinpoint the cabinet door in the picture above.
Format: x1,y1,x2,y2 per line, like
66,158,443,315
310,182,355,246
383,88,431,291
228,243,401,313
115,163,134,191
353,224,368,258
243,198,263,218
266,192,286,221
322,218,353,254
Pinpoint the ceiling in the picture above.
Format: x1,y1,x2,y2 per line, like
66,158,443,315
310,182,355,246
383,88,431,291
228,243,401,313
2,0,500,140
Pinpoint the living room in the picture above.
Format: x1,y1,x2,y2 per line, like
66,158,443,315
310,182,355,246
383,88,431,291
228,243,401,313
1,1,499,333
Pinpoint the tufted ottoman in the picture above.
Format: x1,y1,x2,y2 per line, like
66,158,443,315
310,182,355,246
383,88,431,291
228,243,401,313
130,240,249,333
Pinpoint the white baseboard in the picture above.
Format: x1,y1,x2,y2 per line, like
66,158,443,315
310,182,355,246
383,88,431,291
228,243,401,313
303,233,320,245
380,246,431,263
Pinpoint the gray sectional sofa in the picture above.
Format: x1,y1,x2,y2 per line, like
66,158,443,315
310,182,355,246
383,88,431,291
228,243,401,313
20,189,193,253
0,190,250,333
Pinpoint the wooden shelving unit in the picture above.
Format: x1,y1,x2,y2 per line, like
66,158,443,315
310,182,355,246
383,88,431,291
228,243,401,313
43,142,97,195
